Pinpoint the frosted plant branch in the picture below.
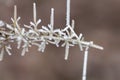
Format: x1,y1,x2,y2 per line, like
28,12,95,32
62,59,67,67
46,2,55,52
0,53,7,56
0,1,103,80
0,0,103,61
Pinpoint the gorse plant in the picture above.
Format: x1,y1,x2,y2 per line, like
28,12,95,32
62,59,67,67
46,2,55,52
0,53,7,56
0,0,103,80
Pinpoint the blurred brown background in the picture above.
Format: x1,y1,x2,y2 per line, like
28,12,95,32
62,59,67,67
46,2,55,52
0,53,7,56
0,0,120,80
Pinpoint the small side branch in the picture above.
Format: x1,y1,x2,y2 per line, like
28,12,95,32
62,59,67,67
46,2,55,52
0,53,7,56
66,0,70,26
82,47,89,80
33,3,37,23
50,8,54,29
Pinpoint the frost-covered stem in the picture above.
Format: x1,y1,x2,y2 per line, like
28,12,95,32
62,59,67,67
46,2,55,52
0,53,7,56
0,48,4,61
71,20,75,29
14,5,17,21
64,42,69,60
78,33,83,51
66,0,70,26
50,8,54,29
13,5,21,31
82,47,89,80
33,3,37,23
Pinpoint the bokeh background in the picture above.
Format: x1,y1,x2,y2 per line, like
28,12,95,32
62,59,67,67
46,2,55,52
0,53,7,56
0,0,120,80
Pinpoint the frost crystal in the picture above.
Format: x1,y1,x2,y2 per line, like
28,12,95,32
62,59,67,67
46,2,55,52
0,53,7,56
0,20,5,27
